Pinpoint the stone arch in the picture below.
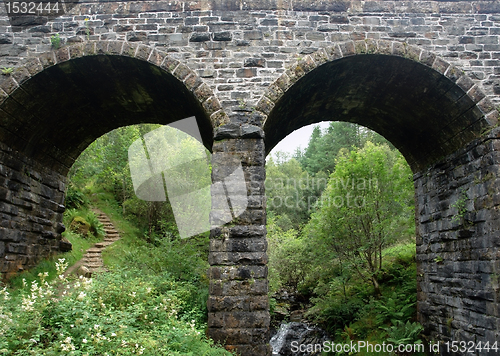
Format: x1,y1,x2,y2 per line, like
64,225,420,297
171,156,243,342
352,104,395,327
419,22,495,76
257,39,498,171
253,40,500,351
0,41,228,174
0,41,228,279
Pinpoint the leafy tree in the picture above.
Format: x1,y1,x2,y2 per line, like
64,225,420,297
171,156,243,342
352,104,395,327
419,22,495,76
300,125,324,175
305,142,414,296
267,217,311,293
297,122,390,176
266,157,327,229
68,124,211,237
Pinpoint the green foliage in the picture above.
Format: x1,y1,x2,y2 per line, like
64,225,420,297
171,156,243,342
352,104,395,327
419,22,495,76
6,231,100,292
267,218,311,293
86,211,106,238
65,208,105,239
0,263,233,355
305,142,414,296
69,124,211,237
382,320,424,346
266,156,327,229
302,242,421,349
1,67,13,75
372,292,416,325
267,123,419,350
296,122,390,176
2,191,230,355
84,17,91,40
65,185,89,209
104,232,209,286
97,196,211,321
451,188,469,226
50,33,61,49
64,208,81,226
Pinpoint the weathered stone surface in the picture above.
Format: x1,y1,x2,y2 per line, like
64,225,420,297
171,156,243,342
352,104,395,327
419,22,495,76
59,237,72,252
1,3,500,356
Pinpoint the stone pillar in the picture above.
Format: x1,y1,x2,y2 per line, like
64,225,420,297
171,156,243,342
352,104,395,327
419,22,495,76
415,128,500,352
208,123,270,356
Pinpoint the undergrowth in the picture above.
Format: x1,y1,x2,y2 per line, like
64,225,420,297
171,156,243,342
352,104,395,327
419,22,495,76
0,188,232,356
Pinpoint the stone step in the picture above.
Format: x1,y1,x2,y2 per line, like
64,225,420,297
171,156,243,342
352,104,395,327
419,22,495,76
85,262,104,269
94,242,113,248
83,258,102,264
85,250,102,255
84,259,102,264
71,209,121,278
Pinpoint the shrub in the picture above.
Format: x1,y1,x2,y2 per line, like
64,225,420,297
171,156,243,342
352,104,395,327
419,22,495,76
65,185,89,209
0,260,233,356
66,209,105,239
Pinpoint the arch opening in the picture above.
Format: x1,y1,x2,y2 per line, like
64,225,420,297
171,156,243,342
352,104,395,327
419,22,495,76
264,54,488,172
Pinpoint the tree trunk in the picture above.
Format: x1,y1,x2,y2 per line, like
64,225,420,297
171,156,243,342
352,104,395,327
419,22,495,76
371,275,382,297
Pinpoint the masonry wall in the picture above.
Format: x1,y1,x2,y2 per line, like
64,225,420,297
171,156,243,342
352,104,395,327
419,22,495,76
416,128,500,353
1,1,500,355
0,142,66,280
1,1,500,111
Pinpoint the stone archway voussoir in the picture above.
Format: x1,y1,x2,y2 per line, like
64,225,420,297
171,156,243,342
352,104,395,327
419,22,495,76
257,40,497,130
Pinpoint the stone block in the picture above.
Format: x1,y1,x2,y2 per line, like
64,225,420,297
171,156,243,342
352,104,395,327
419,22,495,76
208,310,270,328
207,295,268,312
244,30,263,40
208,266,268,281
190,33,211,42
213,31,232,41
208,327,269,344
210,237,267,253
208,251,268,266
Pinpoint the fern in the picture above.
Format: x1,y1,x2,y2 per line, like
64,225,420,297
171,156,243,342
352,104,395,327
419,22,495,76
382,320,424,345
63,208,80,226
85,211,105,238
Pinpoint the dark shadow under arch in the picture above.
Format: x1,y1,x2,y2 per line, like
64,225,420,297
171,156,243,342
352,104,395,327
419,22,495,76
264,54,489,171
0,54,213,175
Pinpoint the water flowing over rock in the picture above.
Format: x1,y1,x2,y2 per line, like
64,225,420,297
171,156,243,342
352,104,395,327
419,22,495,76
270,322,331,356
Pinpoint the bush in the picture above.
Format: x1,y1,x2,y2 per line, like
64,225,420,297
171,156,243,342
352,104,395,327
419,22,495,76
65,185,89,209
65,209,105,239
382,320,424,347
0,261,233,356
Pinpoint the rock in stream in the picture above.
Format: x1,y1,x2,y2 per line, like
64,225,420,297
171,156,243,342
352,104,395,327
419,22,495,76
270,322,331,356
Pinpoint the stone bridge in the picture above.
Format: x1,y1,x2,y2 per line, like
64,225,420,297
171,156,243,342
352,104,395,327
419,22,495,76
1,0,500,354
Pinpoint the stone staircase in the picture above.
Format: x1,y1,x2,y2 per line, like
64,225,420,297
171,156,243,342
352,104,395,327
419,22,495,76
64,210,120,278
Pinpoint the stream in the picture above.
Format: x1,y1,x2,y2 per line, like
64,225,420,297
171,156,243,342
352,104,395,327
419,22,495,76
270,322,331,356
